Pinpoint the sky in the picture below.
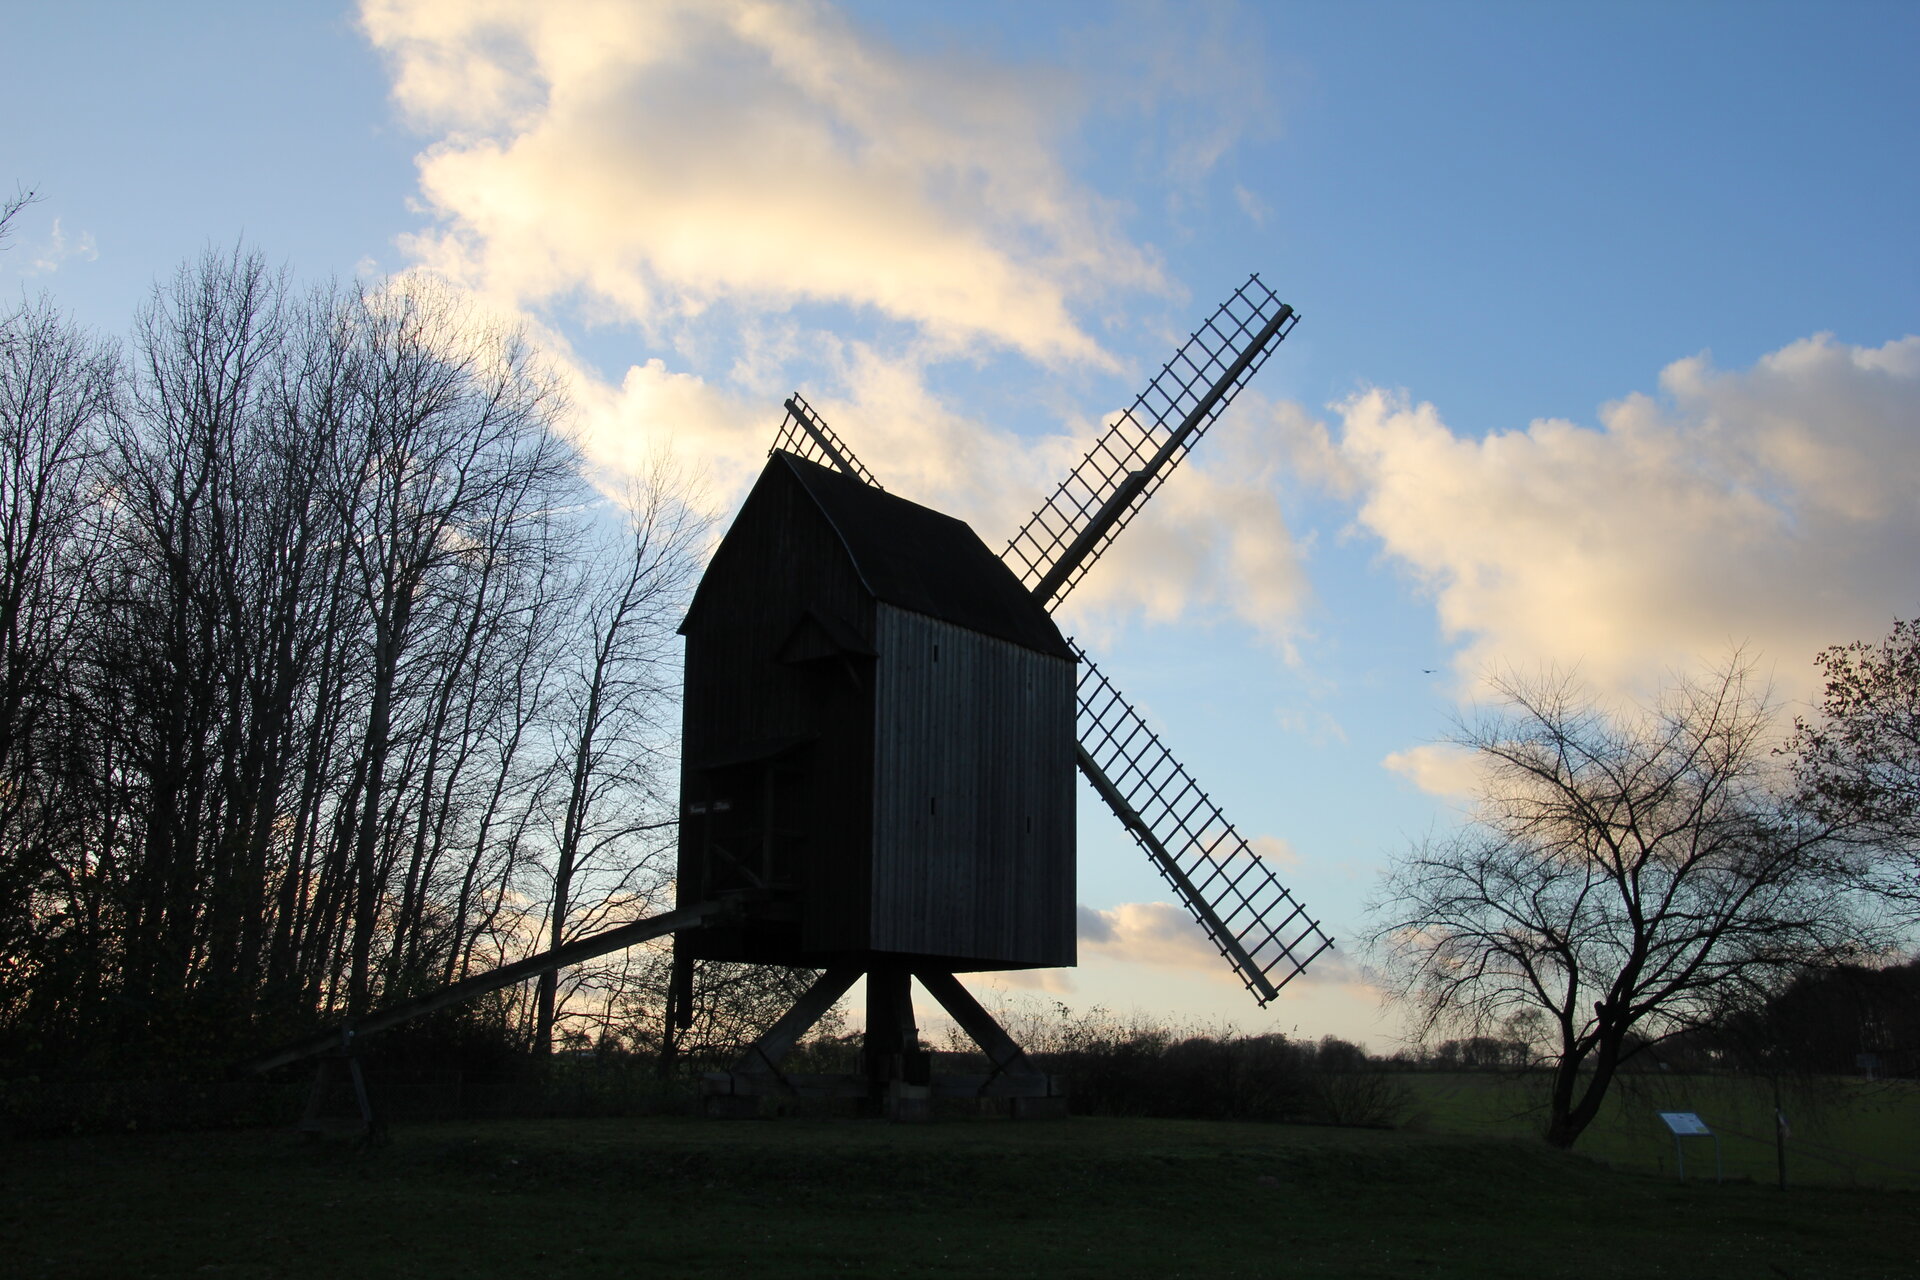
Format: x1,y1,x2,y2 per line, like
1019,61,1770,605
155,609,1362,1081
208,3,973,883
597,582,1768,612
6,0,1917,1051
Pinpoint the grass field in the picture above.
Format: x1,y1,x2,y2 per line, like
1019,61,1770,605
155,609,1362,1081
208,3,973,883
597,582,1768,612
5,1112,1916,1279
1397,1071,1920,1189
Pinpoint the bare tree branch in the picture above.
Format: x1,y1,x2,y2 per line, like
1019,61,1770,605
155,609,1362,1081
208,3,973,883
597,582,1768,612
1368,660,1885,1148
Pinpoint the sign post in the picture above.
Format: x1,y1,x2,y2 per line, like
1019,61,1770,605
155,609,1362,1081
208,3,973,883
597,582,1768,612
1656,1111,1721,1183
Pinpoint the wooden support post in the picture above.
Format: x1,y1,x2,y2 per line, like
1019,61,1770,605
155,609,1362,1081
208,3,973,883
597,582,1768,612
345,1055,386,1147
297,1031,386,1145
298,1057,335,1137
863,964,929,1120
660,948,696,1079
702,967,1068,1121
244,901,725,1076
669,949,694,1029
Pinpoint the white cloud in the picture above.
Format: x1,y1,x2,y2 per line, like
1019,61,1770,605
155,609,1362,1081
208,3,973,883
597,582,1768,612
568,356,769,510
1076,900,1379,1012
1382,742,1481,800
358,0,1320,645
1338,334,1920,702
360,0,1162,369
1068,0,1279,187
1077,900,1222,973
1274,706,1348,747
794,341,1059,538
976,966,1077,996
15,218,98,276
1270,945,1374,995
1233,183,1270,227
1247,834,1301,869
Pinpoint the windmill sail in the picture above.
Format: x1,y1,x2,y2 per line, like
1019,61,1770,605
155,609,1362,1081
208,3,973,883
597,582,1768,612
1004,275,1297,609
1073,641,1331,1004
759,281,1331,1011
771,393,882,489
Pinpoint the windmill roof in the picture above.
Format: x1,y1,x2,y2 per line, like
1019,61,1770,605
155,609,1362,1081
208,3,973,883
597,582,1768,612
692,451,1072,660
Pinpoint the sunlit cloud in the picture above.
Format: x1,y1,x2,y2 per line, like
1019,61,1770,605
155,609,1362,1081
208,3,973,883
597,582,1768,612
1247,834,1301,869
1078,901,1221,973
972,966,1077,996
1076,899,1382,1014
360,0,1321,645
1339,334,1920,703
1382,742,1482,801
568,356,769,511
362,0,1159,368
1271,945,1376,996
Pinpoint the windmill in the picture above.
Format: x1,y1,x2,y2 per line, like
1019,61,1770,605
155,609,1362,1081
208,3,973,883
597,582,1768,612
243,275,1331,1127
677,274,1331,1118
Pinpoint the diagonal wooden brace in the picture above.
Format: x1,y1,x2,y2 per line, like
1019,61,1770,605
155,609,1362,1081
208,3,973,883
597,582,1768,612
915,970,1038,1084
731,965,862,1082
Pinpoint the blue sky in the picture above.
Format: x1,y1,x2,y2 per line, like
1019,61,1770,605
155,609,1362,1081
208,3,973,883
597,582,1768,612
7,0,1917,1048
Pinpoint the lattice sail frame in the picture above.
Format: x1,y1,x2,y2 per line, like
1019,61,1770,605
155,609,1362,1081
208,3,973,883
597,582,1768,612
756,279,1331,1004
1073,642,1331,1003
770,393,883,490
1003,275,1297,608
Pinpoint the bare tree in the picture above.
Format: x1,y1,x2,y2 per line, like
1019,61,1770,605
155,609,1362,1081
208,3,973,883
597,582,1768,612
0,186,39,338
533,462,706,1054
1369,663,1878,1148
99,246,293,1036
0,296,112,797
1790,615,1920,920
323,276,581,1017
0,186,36,257
0,291,114,1041
0,240,712,1075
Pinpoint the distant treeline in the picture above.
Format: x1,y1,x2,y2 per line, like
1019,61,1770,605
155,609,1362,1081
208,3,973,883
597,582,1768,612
0,245,704,1074
1374,960,1920,1080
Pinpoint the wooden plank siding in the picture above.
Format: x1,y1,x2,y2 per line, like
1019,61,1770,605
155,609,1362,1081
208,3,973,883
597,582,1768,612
677,462,877,963
870,608,1076,969
679,453,1076,971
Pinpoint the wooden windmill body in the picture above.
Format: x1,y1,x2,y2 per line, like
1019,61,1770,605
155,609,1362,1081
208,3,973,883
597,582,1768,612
675,453,1077,973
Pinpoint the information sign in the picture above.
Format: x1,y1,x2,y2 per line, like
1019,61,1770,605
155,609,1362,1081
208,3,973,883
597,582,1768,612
1657,1111,1711,1135
1656,1111,1720,1181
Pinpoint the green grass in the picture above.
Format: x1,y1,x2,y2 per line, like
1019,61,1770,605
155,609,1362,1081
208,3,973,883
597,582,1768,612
1397,1072,1920,1189
5,1114,1916,1279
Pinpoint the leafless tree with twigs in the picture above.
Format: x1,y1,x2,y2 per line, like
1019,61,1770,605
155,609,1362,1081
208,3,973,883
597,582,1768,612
1789,615,1920,921
533,461,708,1055
1369,661,1885,1148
